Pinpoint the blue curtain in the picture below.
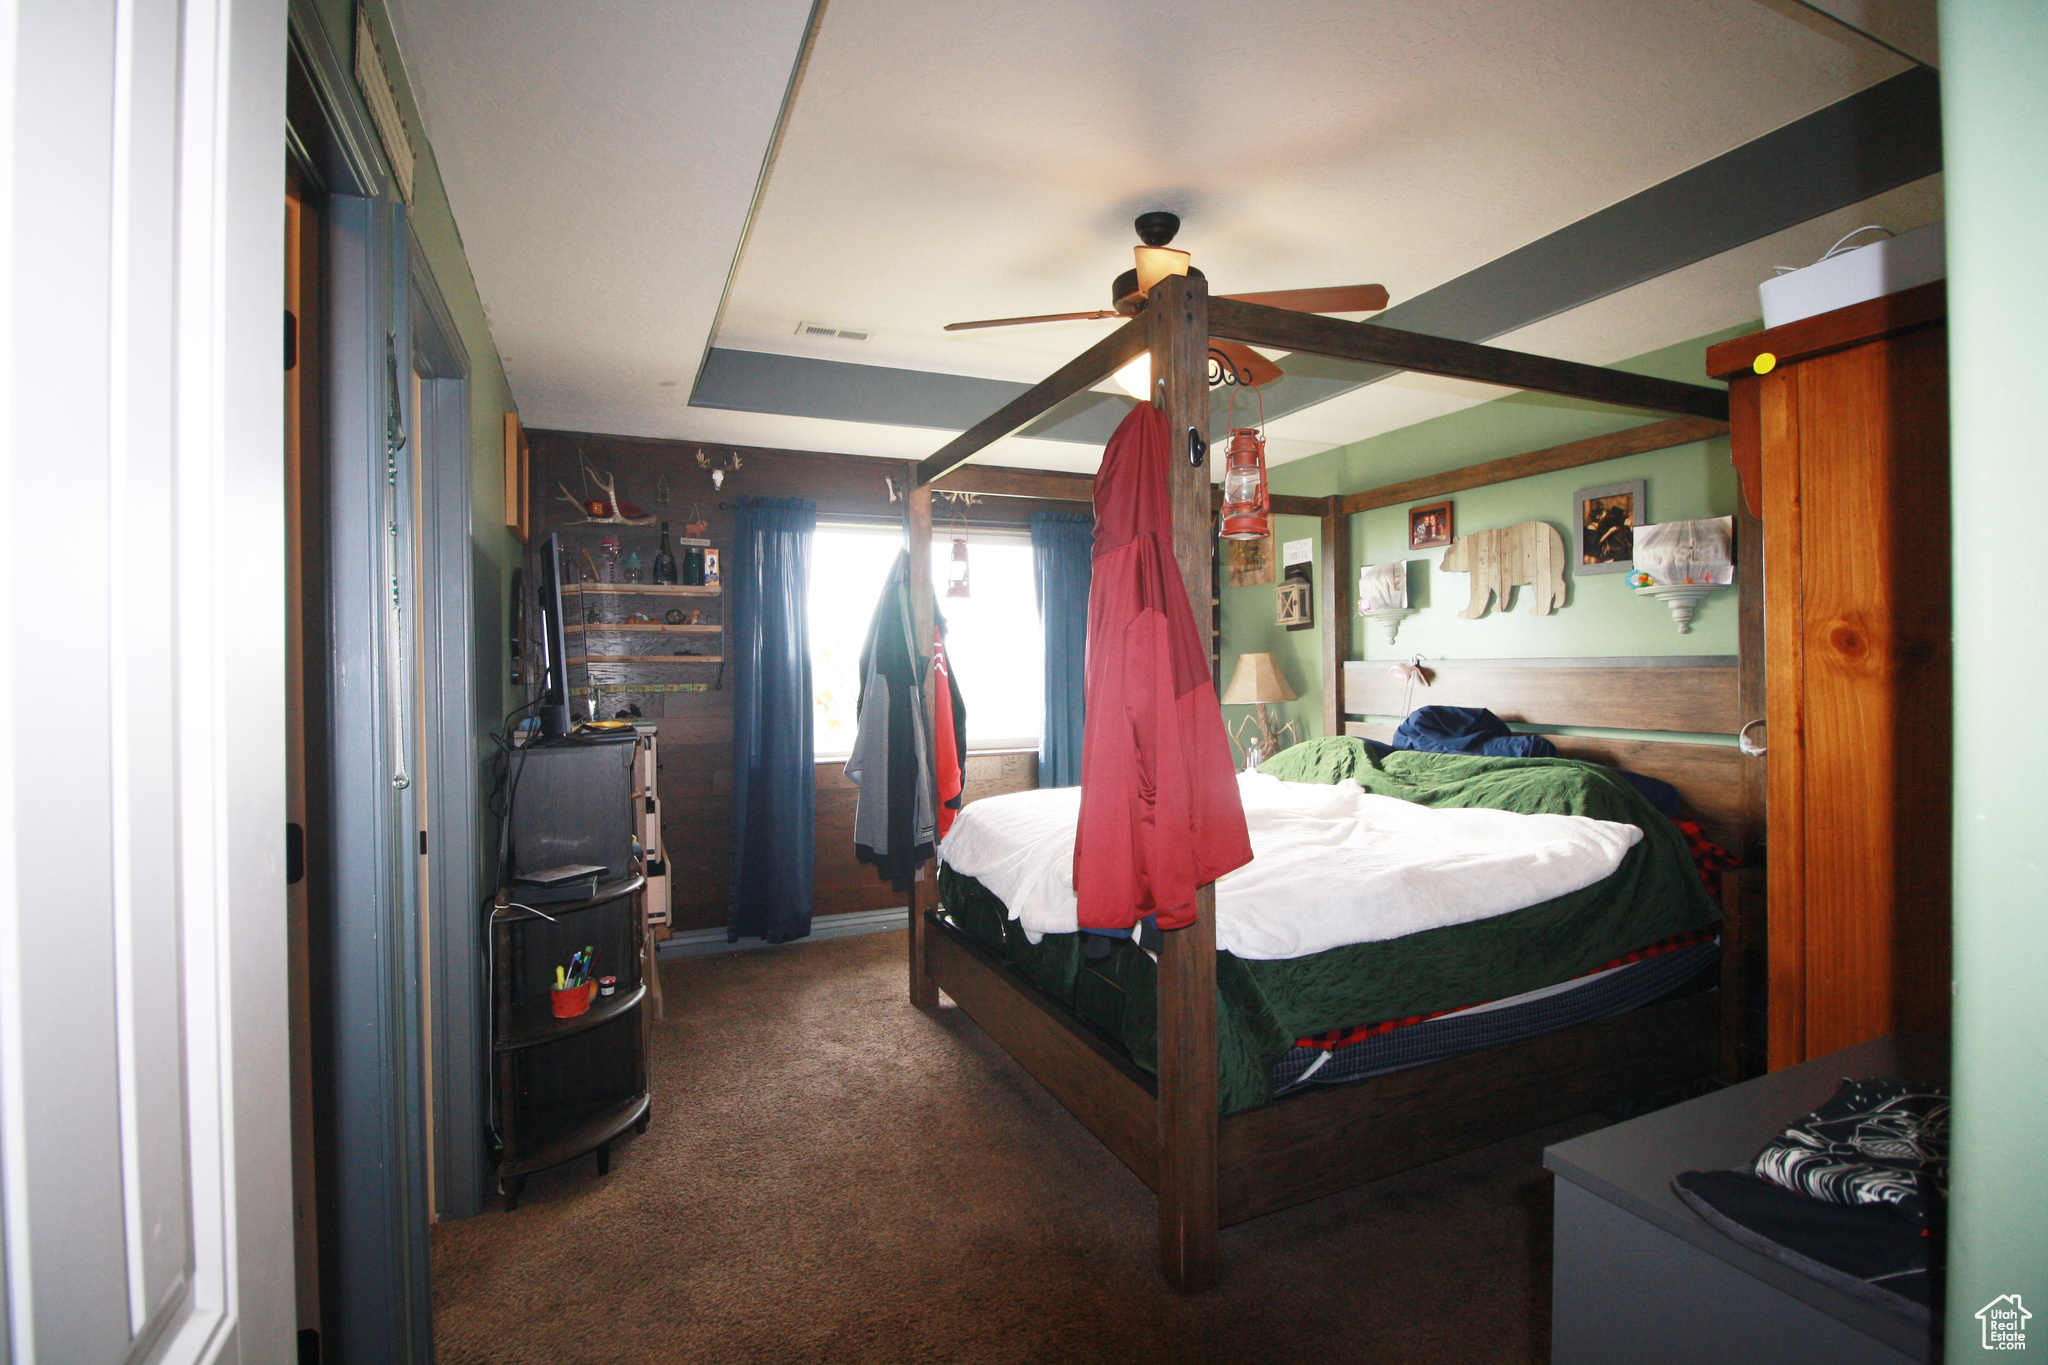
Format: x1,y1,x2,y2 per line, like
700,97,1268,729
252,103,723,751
728,497,818,942
1031,512,1093,787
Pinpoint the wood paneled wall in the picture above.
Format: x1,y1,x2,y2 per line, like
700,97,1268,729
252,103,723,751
524,429,1054,932
815,750,1039,915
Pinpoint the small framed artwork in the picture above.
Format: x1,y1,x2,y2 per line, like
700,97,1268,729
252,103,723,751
1225,534,1274,587
1573,480,1647,574
1276,579,1313,628
1408,500,1454,550
503,412,530,544
702,548,721,587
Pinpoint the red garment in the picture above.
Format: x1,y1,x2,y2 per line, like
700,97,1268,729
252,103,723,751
1675,819,1739,898
933,633,964,837
1072,403,1252,931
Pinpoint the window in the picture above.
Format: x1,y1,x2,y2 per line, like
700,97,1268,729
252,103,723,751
809,526,905,759
932,531,1042,751
807,524,1044,759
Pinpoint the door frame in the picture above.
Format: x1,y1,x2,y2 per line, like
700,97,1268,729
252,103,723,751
408,229,487,1221
287,2,435,1357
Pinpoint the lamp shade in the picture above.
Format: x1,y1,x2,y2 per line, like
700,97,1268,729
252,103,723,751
1219,652,1298,705
1133,245,1192,295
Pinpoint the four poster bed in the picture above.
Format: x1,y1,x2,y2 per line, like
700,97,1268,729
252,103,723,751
898,275,1759,1291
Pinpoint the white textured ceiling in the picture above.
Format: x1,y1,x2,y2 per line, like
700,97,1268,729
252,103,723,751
386,0,816,434
392,0,1924,469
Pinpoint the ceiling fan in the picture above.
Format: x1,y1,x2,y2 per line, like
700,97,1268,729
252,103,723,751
944,211,1388,389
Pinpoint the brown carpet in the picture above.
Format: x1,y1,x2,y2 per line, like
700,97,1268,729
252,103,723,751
432,929,1603,1364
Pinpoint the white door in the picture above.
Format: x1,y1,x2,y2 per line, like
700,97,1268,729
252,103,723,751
0,0,295,1360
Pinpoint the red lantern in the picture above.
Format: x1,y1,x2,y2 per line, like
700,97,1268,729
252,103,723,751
1219,427,1270,541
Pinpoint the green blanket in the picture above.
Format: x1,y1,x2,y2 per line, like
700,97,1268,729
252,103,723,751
938,742,1720,1114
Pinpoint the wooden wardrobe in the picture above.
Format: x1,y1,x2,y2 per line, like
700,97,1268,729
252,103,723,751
1707,281,1952,1071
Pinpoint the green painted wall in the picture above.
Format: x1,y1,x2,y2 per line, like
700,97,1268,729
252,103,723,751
1938,4,2048,1352
1219,513,1324,765
1222,327,1751,744
1269,325,1749,503
1345,435,1739,662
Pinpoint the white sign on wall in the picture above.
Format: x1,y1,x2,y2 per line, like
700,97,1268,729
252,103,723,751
1281,537,1314,568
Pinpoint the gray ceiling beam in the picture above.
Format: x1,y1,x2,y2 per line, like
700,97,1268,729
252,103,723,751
692,66,1940,443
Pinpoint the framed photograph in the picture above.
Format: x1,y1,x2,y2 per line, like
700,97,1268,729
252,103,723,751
1573,480,1647,574
1275,580,1313,628
503,412,530,544
1408,500,1454,550
702,547,721,586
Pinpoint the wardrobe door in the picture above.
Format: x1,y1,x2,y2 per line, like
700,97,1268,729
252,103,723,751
1764,326,1952,1069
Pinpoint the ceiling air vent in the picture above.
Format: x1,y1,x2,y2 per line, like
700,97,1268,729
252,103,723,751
796,321,872,342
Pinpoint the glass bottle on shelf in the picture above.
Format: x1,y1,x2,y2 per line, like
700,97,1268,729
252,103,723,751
683,542,705,587
652,523,678,584
624,548,644,584
599,537,621,584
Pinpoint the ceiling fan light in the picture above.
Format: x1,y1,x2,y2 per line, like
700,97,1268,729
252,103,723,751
1133,245,1191,295
1112,353,1152,401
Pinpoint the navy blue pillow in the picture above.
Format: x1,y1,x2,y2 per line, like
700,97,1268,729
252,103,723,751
1613,768,1682,817
1392,706,1558,759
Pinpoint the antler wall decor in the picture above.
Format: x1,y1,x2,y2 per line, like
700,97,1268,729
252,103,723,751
696,447,743,490
555,452,657,526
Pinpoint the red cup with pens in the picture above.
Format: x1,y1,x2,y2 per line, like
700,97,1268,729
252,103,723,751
551,946,598,1018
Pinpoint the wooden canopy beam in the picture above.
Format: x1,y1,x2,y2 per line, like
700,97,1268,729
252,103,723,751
1207,298,1731,423
916,313,1153,487
930,464,1325,521
1147,275,1222,1294
931,463,1096,502
1336,415,1729,516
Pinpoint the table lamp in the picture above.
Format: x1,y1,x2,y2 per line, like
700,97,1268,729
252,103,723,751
1220,652,1299,770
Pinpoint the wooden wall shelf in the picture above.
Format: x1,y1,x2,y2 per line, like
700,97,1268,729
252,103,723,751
564,583,721,597
567,623,722,634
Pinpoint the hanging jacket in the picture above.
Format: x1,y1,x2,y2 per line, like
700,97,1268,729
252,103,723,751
932,630,967,838
1072,403,1252,932
845,551,936,891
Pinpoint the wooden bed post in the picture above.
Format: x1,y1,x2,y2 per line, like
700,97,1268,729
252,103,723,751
1320,496,1350,737
1147,273,1221,1292
905,466,940,1008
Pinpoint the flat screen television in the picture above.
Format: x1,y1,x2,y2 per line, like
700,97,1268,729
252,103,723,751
535,532,573,737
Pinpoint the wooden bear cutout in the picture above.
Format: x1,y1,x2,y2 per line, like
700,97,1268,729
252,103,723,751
1439,521,1567,617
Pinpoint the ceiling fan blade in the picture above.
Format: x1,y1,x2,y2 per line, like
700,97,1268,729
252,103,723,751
1209,339,1285,389
1221,285,1390,314
943,310,1123,332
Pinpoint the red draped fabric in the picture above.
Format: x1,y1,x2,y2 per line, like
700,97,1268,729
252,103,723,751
933,633,964,838
1072,403,1251,931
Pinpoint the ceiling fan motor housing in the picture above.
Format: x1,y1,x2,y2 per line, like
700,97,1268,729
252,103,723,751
1134,211,1181,246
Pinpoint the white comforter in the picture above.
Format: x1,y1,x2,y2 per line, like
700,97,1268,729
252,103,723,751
936,772,1643,961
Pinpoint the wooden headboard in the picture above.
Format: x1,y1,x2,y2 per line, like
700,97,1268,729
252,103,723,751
1342,655,1747,851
